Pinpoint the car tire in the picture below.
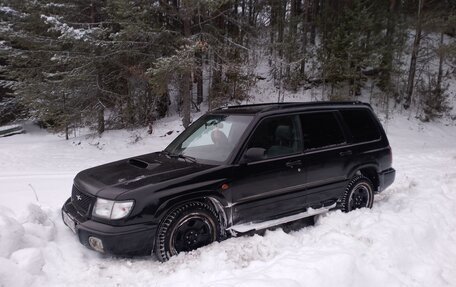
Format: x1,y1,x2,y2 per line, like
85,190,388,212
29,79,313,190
154,201,221,262
341,176,374,213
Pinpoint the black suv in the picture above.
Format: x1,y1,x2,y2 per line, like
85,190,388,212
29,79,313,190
62,102,395,261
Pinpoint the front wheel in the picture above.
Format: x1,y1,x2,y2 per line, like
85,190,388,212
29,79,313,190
341,176,374,212
154,201,221,262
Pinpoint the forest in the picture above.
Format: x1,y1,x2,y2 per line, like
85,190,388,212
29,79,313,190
0,0,455,138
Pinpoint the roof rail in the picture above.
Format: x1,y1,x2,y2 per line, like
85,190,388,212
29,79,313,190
214,101,370,113
215,102,280,110
274,101,365,109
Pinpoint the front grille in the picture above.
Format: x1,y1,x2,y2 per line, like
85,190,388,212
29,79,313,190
71,185,95,216
65,200,86,223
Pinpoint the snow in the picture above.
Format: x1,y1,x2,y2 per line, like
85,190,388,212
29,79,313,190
41,15,92,40
0,6,26,18
0,41,11,51
1,112,456,286
0,6,16,14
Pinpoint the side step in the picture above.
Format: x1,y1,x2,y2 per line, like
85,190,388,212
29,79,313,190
228,203,336,234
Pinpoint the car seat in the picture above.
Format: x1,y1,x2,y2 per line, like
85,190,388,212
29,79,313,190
267,125,296,157
211,128,229,146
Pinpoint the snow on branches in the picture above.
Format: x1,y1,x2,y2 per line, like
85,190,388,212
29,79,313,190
41,15,91,40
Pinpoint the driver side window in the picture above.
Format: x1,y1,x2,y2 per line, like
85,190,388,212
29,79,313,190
246,115,302,160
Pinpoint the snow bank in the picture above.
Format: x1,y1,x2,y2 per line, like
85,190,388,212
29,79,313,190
0,204,55,286
0,115,456,287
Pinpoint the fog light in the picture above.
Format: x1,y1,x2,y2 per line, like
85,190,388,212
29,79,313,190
88,236,104,253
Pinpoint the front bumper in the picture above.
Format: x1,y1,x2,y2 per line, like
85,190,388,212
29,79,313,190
62,198,157,256
378,168,396,192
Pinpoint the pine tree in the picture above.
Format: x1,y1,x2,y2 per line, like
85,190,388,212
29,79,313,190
318,0,384,100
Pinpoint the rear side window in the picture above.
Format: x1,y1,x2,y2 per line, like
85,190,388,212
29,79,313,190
340,109,381,143
300,112,345,150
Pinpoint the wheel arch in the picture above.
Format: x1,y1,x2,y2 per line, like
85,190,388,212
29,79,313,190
154,191,229,231
348,164,380,191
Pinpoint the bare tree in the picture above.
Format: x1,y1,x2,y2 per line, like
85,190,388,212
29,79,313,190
404,0,424,110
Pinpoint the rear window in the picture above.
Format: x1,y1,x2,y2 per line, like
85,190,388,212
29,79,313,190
340,109,381,143
300,112,345,150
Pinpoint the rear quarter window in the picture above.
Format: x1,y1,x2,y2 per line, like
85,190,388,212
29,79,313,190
300,112,346,150
340,109,381,143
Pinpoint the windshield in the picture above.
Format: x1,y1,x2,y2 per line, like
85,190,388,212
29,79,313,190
165,114,253,164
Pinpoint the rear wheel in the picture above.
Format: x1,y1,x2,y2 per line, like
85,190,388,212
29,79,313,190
155,201,221,262
341,176,374,212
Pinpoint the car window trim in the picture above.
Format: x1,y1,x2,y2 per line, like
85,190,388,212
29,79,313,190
243,151,305,166
302,138,383,155
233,108,385,163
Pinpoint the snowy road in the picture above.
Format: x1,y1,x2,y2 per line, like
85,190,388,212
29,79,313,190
1,116,456,287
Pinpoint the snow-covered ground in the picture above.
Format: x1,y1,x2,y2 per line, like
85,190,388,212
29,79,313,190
1,112,456,287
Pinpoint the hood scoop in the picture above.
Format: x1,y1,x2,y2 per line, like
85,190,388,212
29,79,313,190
128,158,161,170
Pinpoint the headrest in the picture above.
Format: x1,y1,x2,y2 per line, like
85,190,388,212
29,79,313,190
275,125,291,141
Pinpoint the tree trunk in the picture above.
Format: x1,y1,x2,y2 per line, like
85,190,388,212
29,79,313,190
404,0,424,110
181,1,192,128
290,0,298,37
287,0,299,78
310,0,319,45
269,0,276,64
63,92,69,140
96,73,105,134
380,0,397,91
196,50,203,105
92,3,104,134
210,52,222,110
436,31,444,94
248,0,254,26
300,0,310,75
181,71,191,128
277,0,285,59
274,0,286,84
158,90,170,118
97,106,105,134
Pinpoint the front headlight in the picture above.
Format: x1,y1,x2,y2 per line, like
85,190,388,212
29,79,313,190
93,198,134,220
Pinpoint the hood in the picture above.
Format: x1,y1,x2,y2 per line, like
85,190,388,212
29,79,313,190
74,152,213,198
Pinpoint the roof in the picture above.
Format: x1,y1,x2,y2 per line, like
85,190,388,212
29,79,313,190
212,101,371,115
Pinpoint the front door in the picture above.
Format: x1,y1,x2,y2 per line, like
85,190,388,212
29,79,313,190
229,115,306,225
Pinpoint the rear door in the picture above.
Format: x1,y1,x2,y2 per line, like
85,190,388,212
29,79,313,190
229,114,306,224
299,111,351,208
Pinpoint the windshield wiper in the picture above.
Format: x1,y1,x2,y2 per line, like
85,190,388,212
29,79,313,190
161,151,197,163
176,154,197,163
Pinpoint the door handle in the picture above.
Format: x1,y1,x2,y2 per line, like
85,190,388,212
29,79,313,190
285,160,302,168
339,150,352,156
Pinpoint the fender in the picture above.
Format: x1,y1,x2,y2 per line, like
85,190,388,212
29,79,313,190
346,162,380,190
347,162,379,179
153,190,229,228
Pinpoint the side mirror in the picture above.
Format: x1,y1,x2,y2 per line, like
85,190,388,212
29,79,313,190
242,147,266,163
